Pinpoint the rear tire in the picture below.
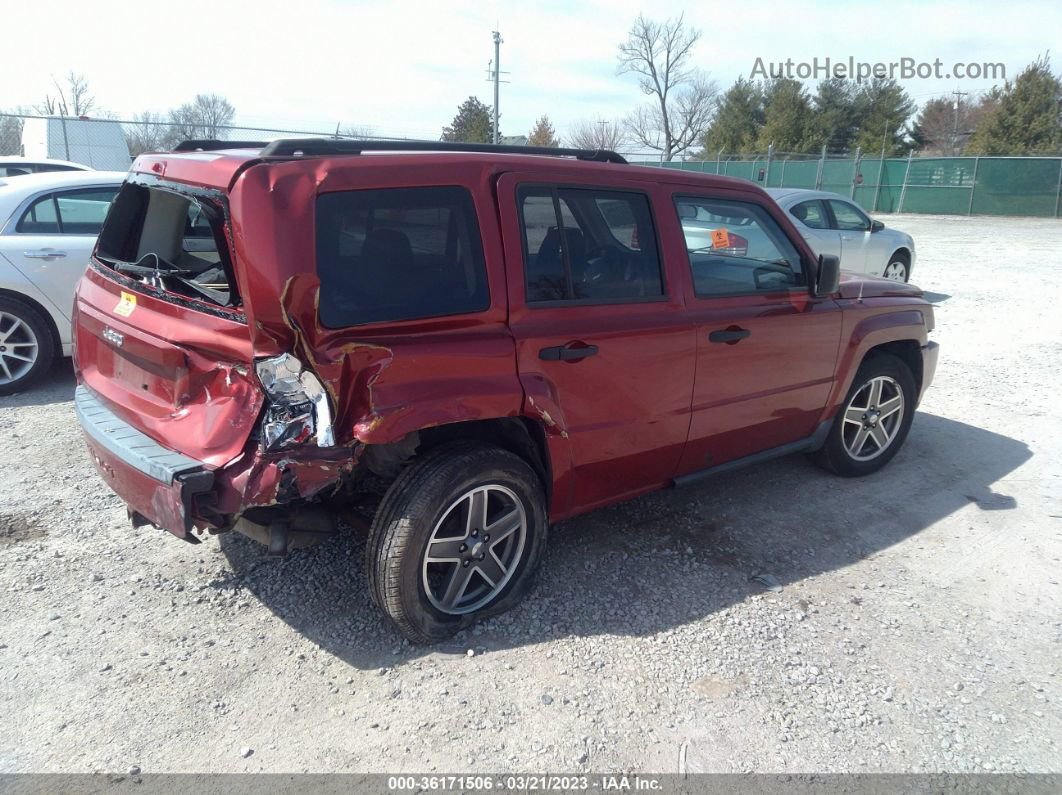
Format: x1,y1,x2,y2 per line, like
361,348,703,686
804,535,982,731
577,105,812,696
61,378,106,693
367,442,548,643
812,352,916,477
0,297,55,396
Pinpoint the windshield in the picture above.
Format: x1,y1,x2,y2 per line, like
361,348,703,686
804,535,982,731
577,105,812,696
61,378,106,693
95,181,239,308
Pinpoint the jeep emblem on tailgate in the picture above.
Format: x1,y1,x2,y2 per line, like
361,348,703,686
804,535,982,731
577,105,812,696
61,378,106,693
102,327,124,347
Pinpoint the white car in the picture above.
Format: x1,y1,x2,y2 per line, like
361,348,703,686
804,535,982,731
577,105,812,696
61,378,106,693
0,157,93,178
766,188,916,282
0,170,125,393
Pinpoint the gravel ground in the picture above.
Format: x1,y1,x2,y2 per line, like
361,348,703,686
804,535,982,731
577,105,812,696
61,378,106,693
0,214,1059,775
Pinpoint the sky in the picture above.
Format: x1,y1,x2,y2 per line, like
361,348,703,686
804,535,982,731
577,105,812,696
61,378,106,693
3,0,1059,151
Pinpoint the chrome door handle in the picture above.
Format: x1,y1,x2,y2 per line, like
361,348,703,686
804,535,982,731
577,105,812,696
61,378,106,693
23,249,67,259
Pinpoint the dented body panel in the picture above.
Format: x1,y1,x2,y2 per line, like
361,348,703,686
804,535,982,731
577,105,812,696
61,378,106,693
73,146,939,540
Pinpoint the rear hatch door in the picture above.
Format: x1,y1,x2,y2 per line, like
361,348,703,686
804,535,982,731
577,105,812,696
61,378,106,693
74,178,262,467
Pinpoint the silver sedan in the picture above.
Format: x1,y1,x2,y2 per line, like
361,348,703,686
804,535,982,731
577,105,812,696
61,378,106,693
0,170,126,392
766,188,916,282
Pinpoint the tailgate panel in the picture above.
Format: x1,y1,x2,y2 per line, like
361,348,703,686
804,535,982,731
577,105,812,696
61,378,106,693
75,265,263,468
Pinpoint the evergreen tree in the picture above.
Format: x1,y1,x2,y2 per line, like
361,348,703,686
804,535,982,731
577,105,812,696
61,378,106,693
527,115,559,147
852,78,915,155
909,97,957,154
756,79,817,153
812,78,862,153
441,97,496,143
966,55,1062,155
698,77,763,155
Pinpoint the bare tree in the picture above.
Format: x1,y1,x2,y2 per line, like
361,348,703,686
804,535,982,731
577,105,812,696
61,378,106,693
567,118,628,151
64,72,95,116
169,94,236,140
38,72,96,117
339,125,374,139
617,14,717,160
125,111,175,156
0,109,27,155
35,95,58,115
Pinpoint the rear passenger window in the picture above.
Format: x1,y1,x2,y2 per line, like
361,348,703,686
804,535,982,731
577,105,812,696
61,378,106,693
519,186,664,303
790,200,828,230
54,189,117,234
315,187,489,327
16,189,116,235
675,197,805,296
17,194,60,233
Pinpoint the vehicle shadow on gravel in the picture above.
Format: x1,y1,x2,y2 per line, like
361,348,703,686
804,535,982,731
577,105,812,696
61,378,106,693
0,361,75,408
219,411,1031,669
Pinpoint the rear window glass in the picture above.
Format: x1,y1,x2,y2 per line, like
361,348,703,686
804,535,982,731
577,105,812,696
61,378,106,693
95,182,236,308
315,186,489,327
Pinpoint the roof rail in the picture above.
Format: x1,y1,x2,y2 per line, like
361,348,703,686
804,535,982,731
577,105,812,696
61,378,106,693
172,140,270,152
258,138,628,164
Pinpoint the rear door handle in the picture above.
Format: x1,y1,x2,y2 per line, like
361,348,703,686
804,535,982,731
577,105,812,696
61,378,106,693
708,328,751,344
539,343,599,361
23,249,67,259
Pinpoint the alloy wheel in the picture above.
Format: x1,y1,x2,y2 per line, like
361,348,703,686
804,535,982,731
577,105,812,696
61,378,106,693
0,311,39,386
842,375,905,461
883,261,908,282
421,484,527,615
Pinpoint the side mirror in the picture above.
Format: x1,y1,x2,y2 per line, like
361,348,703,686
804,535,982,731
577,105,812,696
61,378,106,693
816,254,840,296
870,219,885,232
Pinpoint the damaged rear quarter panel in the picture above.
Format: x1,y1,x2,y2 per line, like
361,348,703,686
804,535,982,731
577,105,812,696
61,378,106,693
225,158,525,464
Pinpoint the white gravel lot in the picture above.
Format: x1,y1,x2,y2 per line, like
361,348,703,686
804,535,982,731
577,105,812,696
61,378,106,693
0,213,1059,775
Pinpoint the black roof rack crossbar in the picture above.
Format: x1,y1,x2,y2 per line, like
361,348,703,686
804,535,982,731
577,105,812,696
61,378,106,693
172,140,270,152
257,138,628,164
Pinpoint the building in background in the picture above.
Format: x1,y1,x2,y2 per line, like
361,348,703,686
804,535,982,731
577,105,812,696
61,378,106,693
21,117,130,170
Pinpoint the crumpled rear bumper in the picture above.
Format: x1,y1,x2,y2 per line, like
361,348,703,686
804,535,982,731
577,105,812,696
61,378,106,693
75,385,214,540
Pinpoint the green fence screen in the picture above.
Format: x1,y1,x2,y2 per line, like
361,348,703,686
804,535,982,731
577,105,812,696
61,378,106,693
634,155,1062,217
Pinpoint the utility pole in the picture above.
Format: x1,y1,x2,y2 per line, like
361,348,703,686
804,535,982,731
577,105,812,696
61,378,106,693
951,89,968,156
491,31,502,144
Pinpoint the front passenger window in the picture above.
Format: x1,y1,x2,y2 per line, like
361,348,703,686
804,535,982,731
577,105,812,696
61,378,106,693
675,197,805,297
828,200,871,232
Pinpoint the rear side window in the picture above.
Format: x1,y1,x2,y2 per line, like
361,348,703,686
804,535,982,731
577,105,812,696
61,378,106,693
17,188,117,235
17,194,60,233
34,164,82,173
790,200,828,230
55,189,117,234
315,186,489,327
518,186,664,303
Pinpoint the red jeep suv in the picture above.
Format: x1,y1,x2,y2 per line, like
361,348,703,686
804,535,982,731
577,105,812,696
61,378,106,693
72,139,938,642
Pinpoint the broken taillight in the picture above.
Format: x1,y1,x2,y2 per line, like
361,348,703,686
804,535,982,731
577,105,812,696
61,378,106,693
255,353,335,451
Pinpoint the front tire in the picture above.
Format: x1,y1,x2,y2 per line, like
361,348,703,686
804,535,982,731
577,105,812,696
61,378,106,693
812,352,916,477
367,442,548,643
0,297,55,396
882,252,910,282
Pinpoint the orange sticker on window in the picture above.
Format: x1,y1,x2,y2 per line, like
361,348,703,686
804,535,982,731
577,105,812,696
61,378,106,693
711,227,731,249
113,291,136,317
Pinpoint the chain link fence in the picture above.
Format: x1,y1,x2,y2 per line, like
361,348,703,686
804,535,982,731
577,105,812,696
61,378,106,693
636,150,1062,218
0,112,410,167
3,114,1061,217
